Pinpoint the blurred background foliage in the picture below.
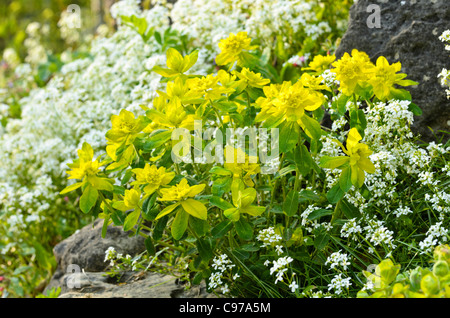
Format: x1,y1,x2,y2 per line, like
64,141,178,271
0,0,115,58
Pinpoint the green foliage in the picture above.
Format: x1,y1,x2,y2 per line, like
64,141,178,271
358,245,450,298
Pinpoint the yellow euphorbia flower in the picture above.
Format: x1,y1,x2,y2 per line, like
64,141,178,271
368,56,417,101
106,109,146,146
224,187,265,222
300,73,331,92
63,142,113,193
320,128,376,188
112,188,141,211
304,54,336,73
153,48,198,78
332,49,375,96
131,164,175,195
145,98,199,132
156,178,207,221
224,146,260,187
159,178,205,202
233,67,270,89
186,74,235,100
272,81,323,122
215,32,257,66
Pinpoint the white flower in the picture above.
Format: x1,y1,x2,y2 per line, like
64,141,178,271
289,280,299,293
325,250,351,271
328,274,352,295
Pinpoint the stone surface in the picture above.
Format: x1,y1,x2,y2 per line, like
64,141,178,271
336,0,450,142
56,271,214,298
44,219,215,298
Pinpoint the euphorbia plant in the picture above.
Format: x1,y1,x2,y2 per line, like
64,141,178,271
61,31,422,297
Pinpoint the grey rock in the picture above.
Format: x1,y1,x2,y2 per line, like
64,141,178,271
56,271,214,298
336,0,450,142
45,219,146,292
45,219,215,298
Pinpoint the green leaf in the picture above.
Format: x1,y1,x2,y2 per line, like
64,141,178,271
211,220,233,239
300,114,322,140
79,185,98,214
189,217,209,237
390,88,412,101
339,167,353,192
307,209,333,221
294,144,313,176
408,102,422,116
283,190,299,217
181,199,207,220
196,238,214,262
155,202,180,220
214,101,238,112
279,121,300,153
171,209,189,240
145,236,156,256
319,156,349,169
142,193,158,220
313,226,330,250
101,217,111,238
350,109,367,138
338,198,361,219
298,189,320,203
327,182,345,204
153,216,168,241
235,218,253,241
123,209,140,232
144,129,173,150
209,195,234,211
60,182,83,195
335,94,349,115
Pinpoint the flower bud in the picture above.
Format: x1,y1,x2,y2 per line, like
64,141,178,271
409,268,421,291
421,273,440,295
433,260,449,277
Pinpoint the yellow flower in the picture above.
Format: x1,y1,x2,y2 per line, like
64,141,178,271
300,73,331,92
159,178,205,202
367,56,417,101
304,54,336,73
215,32,256,66
155,179,207,221
272,81,323,123
224,187,265,222
64,142,113,192
320,128,376,188
152,48,198,78
233,67,270,89
332,49,375,96
186,74,235,100
145,98,199,132
106,109,146,146
112,188,141,211
131,164,175,195
224,146,260,187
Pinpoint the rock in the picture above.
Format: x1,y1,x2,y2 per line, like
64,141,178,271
56,271,214,298
336,0,450,142
45,219,146,292
44,219,215,298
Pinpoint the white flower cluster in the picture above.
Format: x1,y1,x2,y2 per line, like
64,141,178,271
170,0,336,62
256,227,282,248
325,250,351,271
209,254,237,294
418,222,449,255
439,30,450,98
265,256,294,285
327,273,352,296
0,2,171,257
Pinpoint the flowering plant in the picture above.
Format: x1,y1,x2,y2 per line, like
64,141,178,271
61,25,449,298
